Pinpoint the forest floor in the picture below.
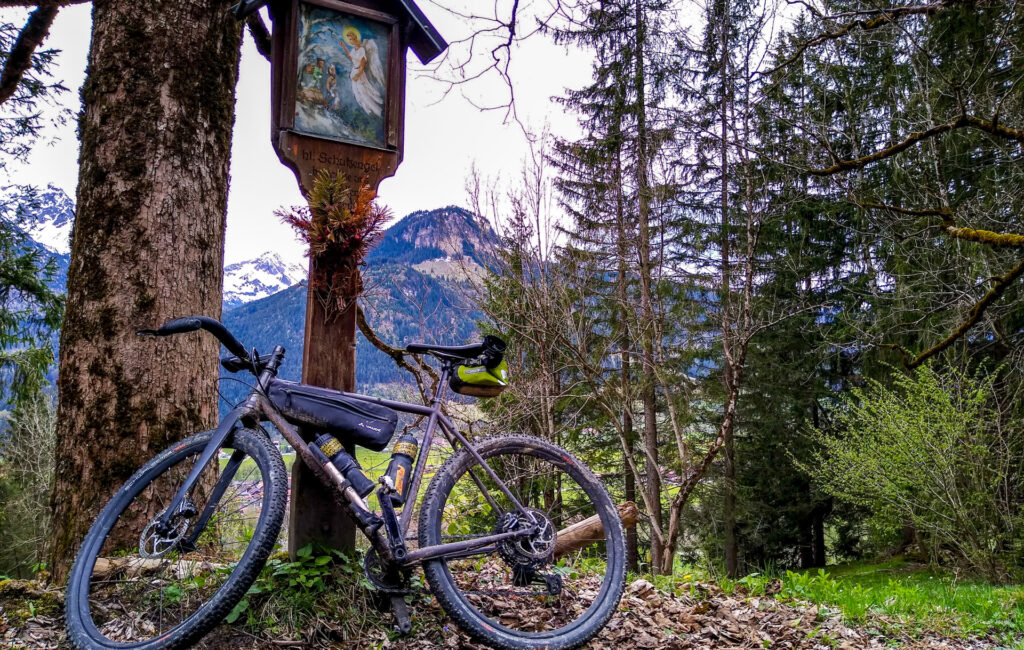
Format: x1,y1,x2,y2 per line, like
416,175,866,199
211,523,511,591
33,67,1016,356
715,559,1024,645
1,568,1011,649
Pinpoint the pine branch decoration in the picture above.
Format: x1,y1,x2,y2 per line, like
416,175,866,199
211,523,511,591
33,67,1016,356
277,170,390,320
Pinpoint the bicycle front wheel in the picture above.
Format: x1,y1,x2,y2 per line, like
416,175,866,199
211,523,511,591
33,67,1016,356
418,434,626,650
65,427,287,650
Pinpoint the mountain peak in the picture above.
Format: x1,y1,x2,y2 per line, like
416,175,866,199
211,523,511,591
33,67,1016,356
367,206,497,271
5,184,76,255
223,251,306,309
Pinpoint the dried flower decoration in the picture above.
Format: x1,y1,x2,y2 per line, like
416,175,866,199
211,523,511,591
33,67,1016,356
277,170,390,320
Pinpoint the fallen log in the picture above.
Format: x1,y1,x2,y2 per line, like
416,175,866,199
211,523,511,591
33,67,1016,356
554,501,638,558
92,556,223,580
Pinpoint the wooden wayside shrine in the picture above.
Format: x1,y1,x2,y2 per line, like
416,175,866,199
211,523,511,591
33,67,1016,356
255,0,447,556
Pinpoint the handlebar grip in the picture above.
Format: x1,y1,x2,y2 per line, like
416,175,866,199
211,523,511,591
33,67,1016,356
135,317,202,337
137,316,250,362
231,0,268,19
159,317,204,335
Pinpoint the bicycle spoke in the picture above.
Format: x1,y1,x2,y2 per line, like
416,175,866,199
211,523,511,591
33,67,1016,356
426,438,621,638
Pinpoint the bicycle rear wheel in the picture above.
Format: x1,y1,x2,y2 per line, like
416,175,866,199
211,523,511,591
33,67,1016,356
65,427,287,650
418,434,625,650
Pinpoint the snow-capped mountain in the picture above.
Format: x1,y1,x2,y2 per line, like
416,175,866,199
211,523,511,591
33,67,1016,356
222,252,306,309
5,183,76,255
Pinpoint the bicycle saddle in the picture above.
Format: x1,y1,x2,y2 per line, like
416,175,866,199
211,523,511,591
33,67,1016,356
405,341,486,359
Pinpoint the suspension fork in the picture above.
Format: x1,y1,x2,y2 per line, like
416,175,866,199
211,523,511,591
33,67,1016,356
156,405,248,533
183,448,246,547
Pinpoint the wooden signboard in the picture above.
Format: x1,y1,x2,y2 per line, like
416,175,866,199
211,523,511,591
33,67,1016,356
267,0,445,192
269,0,405,193
262,0,446,556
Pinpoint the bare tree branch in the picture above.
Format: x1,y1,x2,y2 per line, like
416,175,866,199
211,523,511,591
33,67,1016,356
245,13,271,62
908,257,1024,368
860,201,1024,248
944,225,1024,248
355,303,438,400
764,2,943,76
809,114,1024,175
858,201,953,218
809,118,963,174
0,2,59,106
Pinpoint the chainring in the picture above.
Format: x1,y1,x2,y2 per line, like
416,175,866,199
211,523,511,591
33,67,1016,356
363,547,412,593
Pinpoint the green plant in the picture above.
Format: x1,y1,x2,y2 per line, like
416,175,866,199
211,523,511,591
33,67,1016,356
742,560,1024,642
223,545,382,640
803,365,1024,580
277,170,390,318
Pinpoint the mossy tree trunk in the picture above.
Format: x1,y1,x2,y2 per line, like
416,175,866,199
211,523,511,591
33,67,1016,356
48,0,242,582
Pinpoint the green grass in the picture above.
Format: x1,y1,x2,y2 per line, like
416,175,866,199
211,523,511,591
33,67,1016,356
723,558,1024,644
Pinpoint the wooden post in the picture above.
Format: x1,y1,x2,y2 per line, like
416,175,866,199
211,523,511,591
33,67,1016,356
265,0,446,558
287,271,361,555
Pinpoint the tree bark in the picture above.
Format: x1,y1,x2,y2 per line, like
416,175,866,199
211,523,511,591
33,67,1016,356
611,100,639,573
724,420,738,577
554,502,638,558
48,0,241,582
718,0,739,581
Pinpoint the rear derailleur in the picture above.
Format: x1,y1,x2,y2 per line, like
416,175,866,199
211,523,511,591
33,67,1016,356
512,564,563,595
496,509,562,596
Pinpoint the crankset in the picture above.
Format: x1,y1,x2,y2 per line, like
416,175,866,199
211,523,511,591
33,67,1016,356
363,547,412,593
363,548,415,635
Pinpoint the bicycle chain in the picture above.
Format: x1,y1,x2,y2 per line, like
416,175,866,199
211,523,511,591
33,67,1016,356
366,541,559,598
370,532,557,597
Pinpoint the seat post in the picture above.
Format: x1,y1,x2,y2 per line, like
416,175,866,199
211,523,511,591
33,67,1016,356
431,365,452,405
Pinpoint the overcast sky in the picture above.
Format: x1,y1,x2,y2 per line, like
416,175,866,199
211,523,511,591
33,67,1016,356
1,1,591,265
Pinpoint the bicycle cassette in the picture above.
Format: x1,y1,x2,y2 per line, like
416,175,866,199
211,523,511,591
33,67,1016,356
495,507,557,571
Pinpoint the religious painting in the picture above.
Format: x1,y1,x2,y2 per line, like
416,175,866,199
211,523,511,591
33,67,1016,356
294,3,390,148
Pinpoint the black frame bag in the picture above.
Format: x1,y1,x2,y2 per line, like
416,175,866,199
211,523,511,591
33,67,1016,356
266,378,398,451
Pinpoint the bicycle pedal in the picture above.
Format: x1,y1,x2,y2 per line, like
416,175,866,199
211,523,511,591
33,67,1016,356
539,572,563,596
389,594,412,635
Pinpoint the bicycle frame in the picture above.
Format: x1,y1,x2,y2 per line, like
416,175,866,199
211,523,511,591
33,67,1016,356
331,362,535,563
161,346,536,567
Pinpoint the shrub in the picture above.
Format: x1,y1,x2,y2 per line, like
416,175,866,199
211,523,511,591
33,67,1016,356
0,396,56,577
804,365,1023,580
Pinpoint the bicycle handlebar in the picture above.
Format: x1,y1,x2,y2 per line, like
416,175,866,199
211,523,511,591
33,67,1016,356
137,316,250,362
230,0,268,20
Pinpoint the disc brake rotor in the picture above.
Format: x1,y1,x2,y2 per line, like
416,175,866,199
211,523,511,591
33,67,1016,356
138,498,197,559
496,507,556,571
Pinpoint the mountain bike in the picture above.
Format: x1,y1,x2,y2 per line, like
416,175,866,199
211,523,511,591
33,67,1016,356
64,316,626,650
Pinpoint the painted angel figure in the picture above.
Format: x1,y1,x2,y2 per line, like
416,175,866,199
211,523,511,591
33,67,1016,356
339,26,384,118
